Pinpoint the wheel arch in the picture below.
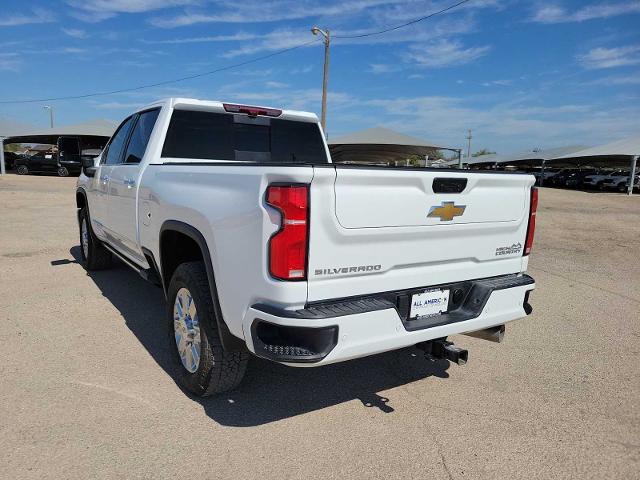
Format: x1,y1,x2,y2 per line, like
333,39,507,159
159,220,246,352
76,188,88,223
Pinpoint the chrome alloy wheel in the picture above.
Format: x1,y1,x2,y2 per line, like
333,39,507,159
81,218,89,260
173,287,201,373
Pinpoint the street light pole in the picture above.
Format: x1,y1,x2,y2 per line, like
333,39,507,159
311,27,330,134
43,105,54,128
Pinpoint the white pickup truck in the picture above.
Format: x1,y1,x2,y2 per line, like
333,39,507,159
76,98,537,396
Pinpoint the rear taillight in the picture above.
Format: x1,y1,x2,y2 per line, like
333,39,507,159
524,187,538,256
266,184,309,280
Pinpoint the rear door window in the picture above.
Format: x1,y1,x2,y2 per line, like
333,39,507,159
103,116,135,165
123,109,160,164
161,110,328,164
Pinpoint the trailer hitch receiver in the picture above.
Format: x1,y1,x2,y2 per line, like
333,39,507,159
416,338,468,366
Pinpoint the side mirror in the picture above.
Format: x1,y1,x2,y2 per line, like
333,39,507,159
81,157,95,168
81,157,97,177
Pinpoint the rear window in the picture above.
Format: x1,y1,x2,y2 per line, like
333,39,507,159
161,110,328,164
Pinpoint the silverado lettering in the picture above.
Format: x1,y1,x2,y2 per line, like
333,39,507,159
314,265,382,276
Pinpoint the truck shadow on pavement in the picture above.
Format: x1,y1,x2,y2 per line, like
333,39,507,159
66,246,450,427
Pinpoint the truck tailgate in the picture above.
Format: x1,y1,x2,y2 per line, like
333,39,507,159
306,166,535,302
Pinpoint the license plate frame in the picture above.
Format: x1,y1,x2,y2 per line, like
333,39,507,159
409,289,450,319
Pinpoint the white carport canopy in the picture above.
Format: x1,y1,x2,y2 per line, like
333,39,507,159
446,146,589,169
4,119,116,142
328,127,461,165
1,119,116,175
549,133,639,195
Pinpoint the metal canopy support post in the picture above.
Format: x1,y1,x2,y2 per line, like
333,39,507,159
0,138,5,175
539,160,546,187
457,149,462,169
628,155,638,196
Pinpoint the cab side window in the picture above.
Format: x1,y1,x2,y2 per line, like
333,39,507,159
123,109,160,164
103,116,135,165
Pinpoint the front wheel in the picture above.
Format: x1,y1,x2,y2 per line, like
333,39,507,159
57,166,69,177
16,165,28,175
79,208,112,270
167,262,248,396
618,183,627,193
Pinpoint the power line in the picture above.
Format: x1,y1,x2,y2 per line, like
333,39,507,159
0,0,473,104
0,39,320,104
333,0,472,39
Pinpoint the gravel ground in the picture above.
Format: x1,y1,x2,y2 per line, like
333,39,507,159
1,174,638,479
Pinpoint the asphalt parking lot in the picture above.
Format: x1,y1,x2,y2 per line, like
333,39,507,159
1,174,638,479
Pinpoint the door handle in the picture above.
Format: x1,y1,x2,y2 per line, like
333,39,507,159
100,175,109,182
124,178,136,188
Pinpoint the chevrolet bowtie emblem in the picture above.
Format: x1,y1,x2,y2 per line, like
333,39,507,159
428,201,466,221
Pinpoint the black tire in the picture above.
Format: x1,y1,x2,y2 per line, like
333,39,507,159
79,207,112,270
167,261,248,396
57,166,69,177
16,165,28,175
617,183,627,193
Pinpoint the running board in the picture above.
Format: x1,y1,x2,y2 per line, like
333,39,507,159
102,243,162,286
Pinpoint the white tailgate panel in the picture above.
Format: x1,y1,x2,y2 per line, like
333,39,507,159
307,167,534,302
334,168,525,228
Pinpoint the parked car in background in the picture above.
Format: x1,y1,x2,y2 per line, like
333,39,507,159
532,167,561,185
564,169,598,188
601,172,637,192
583,170,624,189
3,151,24,170
13,137,102,177
547,168,577,187
14,148,62,176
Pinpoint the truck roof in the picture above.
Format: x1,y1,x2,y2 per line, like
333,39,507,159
138,97,319,124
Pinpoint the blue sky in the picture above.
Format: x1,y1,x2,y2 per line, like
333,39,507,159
0,0,639,153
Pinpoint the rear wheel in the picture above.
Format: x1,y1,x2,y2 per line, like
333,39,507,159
79,207,112,270
618,183,627,193
57,166,69,177
16,165,28,175
167,261,248,396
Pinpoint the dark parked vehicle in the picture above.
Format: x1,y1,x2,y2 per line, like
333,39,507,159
14,136,102,177
14,150,64,176
2,151,25,170
547,168,577,187
564,169,598,188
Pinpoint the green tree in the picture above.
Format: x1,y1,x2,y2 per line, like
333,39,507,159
472,148,496,157
4,142,23,153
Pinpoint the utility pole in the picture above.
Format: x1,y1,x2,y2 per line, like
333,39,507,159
628,155,638,196
466,129,472,162
311,27,330,134
43,105,54,128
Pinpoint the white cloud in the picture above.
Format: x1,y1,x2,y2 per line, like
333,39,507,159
142,33,260,45
0,8,54,27
368,63,400,74
406,40,490,68
0,53,22,71
578,44,640,69
290,65,313,74
531,1,640,23
222,29,319,58
588,73,640,85
265,81,289,88
149,0,406,28
67,0,197,22
481,79,513,87
357,95,640,152
93,101,147,110
62,28,88,38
